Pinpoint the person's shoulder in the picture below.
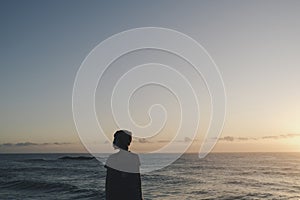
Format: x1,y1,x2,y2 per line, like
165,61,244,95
129,151,140,158
107,152,117,159
105,153,118,166
106,153,115,162
129,151,138,156
128,151,141,165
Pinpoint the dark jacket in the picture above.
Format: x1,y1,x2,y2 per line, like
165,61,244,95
105,166,143,200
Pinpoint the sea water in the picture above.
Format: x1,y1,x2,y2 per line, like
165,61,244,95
0,153,300,199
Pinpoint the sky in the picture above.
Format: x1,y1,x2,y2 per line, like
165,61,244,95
1,0,300,153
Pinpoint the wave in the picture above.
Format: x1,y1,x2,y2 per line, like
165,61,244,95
0,180,78,192
22,158,52,162
20,156,96,162
0,180,104,198
58,156,96,160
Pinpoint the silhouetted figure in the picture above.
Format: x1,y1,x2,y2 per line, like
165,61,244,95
105,130,143,200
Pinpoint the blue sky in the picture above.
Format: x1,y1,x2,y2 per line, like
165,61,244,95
1,0,300,152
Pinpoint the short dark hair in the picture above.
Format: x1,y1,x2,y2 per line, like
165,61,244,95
113,130,132,150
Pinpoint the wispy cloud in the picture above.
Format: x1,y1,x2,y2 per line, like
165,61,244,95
1,143,14,147
138,138,150,143
0,142,72,147
134,137,197,144
157,140,170,143
261,136,279,139
218,133,300,142
278,133,300,138
184,137,192,142
15,142,39,147
105,133,300,144
219,136,235,142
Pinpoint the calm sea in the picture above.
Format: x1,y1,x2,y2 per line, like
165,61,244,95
0,153,300,199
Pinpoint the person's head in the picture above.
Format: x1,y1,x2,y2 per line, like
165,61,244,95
113,130,132,151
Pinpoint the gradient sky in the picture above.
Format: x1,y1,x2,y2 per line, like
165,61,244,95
1,0,300,153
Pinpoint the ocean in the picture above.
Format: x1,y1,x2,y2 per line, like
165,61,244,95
0,153,299,199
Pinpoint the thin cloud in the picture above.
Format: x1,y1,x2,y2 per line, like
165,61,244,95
237,137,253,141
138,138,151,143
157,140,169,143
262,136,279,139
1,143,13,147
282,133,300,138
52,142,72,145
184,137,192,142
15,142,39,146
135,137,197,144
0,142,72,147
219,136,235,142
218,133,300,142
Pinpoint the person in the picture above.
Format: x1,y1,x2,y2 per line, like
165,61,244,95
105,130,143,200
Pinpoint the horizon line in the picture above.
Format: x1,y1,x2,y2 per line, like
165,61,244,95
1,151,300,154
